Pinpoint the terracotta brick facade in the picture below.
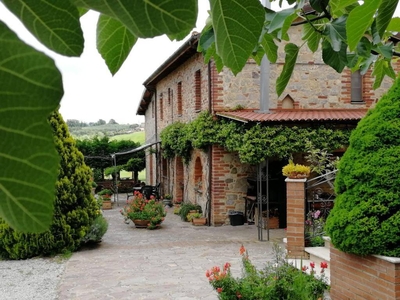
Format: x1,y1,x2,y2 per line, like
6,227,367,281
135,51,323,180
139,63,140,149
139,29,396,225
330,247,400,300
285,178,308,258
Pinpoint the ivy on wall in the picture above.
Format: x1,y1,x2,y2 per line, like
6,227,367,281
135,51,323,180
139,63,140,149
160,112,353,165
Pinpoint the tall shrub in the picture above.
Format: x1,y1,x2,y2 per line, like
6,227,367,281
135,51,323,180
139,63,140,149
326,78,400,257
0,111,101,259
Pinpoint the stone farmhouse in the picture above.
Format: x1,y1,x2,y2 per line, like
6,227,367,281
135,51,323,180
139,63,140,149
136,26,393,227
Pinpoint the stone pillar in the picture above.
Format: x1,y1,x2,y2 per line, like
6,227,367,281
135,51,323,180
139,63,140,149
285,178,308,258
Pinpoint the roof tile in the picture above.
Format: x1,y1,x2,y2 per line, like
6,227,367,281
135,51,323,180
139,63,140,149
216,109,367,123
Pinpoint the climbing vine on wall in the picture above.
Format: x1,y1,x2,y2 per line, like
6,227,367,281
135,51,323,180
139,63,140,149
160,112,352,165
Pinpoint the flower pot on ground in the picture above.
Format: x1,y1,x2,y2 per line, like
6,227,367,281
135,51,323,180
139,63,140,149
120,191,166,229
162,194,173,207
189,212,207,226
101,196,112,210
178,202,202,221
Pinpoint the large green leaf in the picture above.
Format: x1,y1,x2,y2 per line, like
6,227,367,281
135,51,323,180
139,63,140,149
386,17,400,31
324,15,347,52
371,58,395,90
309,0,329,13
267,7,296,34
302,21,323,52
72,0,197,40
347,0,382,51
97,14,137,75
0,22,62,232
276,43,299,96
2,0,83,56
261,33,278,63
329,0,358,17
322,39,347,72
376,0,399,39
210,0,265,74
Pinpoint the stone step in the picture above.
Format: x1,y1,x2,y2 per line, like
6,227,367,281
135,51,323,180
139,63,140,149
305,246,330,263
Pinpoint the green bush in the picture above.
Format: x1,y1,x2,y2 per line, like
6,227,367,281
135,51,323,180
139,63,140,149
82,215,108,244
0,111,100,259
178,202,202,221
326,78,400,257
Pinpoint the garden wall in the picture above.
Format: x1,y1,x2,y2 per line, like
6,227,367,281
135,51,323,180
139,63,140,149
330,247,400,300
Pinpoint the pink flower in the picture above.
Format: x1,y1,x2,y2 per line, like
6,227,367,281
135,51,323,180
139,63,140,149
217,287,223,293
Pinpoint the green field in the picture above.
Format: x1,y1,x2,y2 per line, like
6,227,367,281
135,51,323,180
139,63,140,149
110,131,146,180
110,131,145,144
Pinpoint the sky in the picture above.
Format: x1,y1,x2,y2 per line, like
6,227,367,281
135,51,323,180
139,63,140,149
1,2,210,125
2,2,399,125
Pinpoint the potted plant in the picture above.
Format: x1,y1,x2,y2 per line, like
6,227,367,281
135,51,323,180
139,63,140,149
120,191,166,229
189,212,207,226
282,160,311,179
98,188,113,210
162,194,173,207
178,202,202,221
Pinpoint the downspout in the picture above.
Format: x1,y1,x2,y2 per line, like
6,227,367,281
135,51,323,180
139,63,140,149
154,88,159,186
258,0,271,113
207,61,212,226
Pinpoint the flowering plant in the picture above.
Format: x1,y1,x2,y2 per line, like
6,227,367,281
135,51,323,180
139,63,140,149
206,244,328,299
120,191,166,229
305,209,326,246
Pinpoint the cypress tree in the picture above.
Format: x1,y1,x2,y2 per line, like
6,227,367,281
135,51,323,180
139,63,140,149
326,78,400,257
0,111,101,259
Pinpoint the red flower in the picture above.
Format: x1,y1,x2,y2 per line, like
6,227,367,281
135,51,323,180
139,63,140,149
224,262,231,270
217,288,223,293
205,270,210,278
302,265,308,272
239,245,246,255
320,261,328,269
310,261,315,269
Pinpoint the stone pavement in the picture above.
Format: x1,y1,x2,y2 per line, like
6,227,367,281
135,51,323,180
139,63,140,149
58,195,286,300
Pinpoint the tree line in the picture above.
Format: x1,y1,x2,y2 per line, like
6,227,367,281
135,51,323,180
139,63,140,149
75,136,146,183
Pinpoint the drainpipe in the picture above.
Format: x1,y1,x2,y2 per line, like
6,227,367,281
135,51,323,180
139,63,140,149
153,88,159,186
207,61,212,226
258,0,271,113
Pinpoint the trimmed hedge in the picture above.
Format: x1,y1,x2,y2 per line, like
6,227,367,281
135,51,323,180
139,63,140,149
0,111,101,259
326,78,400,257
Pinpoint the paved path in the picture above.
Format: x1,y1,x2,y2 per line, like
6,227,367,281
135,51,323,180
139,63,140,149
58,196,286,300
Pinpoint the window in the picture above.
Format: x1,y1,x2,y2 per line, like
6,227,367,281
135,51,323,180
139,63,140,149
195,70,201,110
168,88,171,105
177,82,182,115
351,70,363,103
159,93,163,120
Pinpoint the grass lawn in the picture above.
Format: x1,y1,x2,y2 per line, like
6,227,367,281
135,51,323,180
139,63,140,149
110,131,145,144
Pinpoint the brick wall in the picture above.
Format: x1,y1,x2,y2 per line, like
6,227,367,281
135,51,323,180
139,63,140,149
210,145,250,225
285,178,308,258
330,246,400,300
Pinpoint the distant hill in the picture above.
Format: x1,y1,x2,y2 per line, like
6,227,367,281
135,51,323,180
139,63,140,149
110,131,145,144
69,123,143,140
